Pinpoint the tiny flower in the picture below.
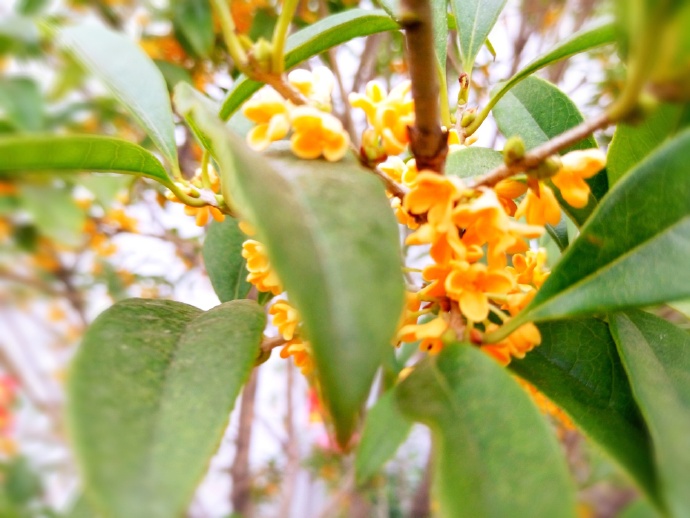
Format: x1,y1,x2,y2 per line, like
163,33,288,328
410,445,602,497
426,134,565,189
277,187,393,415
287,67,334,108
242,239,283,295
269,299,300,341
184,205,225,227
494,178,528,216
445,261,514,322
552,149,606,208
404,172,463,234
290,106,350,161
280,338,314,375
482,322,542,365
243,88,291,151
397,316,449,354
514,183,561,226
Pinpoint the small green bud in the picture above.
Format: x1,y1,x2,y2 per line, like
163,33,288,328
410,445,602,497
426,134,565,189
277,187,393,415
528,156,562,180
252,38,274,72
460,111,476,128
503,136,525,165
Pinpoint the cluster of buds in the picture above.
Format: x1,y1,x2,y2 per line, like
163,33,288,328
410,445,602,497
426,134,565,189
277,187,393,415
165,166,225,227
243,67,350,162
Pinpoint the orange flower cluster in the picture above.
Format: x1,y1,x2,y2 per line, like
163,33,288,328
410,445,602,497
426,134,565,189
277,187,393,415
382,143,606,365
243,68,350,162
518,379,574,435
0,375,17,456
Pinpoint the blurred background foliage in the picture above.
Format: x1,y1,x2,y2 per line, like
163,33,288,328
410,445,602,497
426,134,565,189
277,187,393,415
0,0,656,516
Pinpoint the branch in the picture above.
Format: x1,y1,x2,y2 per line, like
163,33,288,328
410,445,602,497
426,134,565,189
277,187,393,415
468,110,611,189
230,369,259,516
400,0,448,173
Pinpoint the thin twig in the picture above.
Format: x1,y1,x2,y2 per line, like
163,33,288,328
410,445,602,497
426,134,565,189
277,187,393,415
261,335,288,352
248,62,309,105
468,110,611,189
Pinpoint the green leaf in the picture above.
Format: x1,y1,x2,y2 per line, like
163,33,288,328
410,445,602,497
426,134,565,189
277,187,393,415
493,76,605,226
487,22,615,120
610,310,690,518
397,344,576,518
545,215,569,252
154,60,193,92
177,86,405,446
0,77,43,132
172,0,214,59
58,24,179,170
510,318,657,499
64,495,99,518
515,130,690,324
607,103,690,185
432,0,448,72
445,146,503,179
0,136,173,188
0,15,40,57
20,185,85,247
219,9,399,120
68,299,265,518
618,499,662,518
203,218,252,302
16,0,48,16
449,0,507,71
355,391,413,486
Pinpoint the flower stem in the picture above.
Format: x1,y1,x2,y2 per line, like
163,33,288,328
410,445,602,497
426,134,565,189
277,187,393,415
210,0,248,69
272,0,300,74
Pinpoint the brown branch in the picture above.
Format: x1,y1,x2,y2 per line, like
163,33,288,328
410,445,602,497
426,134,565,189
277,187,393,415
469,110,611,189
248,59,309,105
260,335,287,352
352,34,384,93
230,368,259,517
410,453,432,518
400,0,448,173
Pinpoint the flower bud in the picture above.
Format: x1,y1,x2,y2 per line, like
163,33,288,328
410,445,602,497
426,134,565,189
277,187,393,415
528,156,562,181
503,136,526,165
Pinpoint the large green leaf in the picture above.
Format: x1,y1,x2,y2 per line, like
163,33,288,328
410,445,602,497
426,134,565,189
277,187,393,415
493,76,605,227
510,318,657,499
513,130,690,324
450,0,507,71
610,310,690,518
432,0,448,72
0,77,43,132
0,136,173,188
607,103,690,185
397,344,576,518
58,24,179,171
172,0,214,59
218,9,399,120
203,218,252,302
177,86,405,446
485,22,615,123
355,390,412,486
445,146,502,179
68,299,265,518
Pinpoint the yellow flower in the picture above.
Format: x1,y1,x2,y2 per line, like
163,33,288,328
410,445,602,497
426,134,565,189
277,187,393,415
482,322,542,365
349,81,414,155
552,149,606,208
290,106,350,161
241,239,283,295
243,88,291,151
269,299,300,341
445,261,514,322
404,172,463,234
506,249,549,288
280,338,314,375
514,183,561,226
184,205,225,226
397,316,449,354
494,178,528,216
287,67,334,108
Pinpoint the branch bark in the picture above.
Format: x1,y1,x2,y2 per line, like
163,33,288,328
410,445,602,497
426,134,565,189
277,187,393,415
230,368,259,516
400,0,448,173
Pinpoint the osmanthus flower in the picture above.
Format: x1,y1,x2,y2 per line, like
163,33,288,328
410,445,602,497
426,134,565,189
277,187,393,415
403,172,464,234
551,149,606,208
514,183,561,226
280,338,314,375
287,67,335,110
349,80,414,155
166,166,226,227
269,299,300,341
243,88,291,151
482,322,542,366
290,106,350,162
241,239,283,295
506,249,550,288
444,260,515,322
397,316,450,354
518,379,575,434
452,189,543,268
494,178,528,216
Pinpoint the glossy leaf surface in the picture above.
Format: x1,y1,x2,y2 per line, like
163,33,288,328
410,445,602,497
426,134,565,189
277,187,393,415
510,318,657,498
69,299,265,518
59,24,179,170
0,136,173,187
397,344,576,518
611,310,690,518
450,0,507,70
